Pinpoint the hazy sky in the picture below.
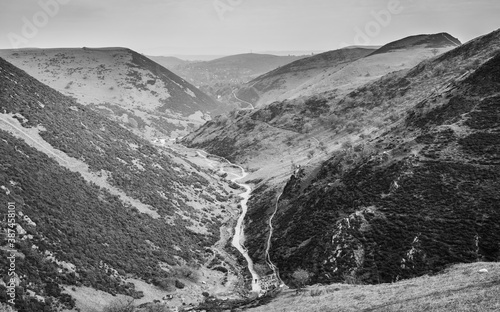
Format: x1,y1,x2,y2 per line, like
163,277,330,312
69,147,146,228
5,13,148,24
0,0,499,56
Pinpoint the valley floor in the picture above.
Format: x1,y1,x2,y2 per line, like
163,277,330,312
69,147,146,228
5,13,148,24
247,262,500,312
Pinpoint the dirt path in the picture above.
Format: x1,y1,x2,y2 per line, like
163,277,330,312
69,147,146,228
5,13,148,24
233,90,255,109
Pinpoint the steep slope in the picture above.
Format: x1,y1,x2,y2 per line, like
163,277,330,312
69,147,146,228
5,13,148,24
235,33,460,107
0,47,227,140
250,29,500,286
0,57,239,311
183,28,500,288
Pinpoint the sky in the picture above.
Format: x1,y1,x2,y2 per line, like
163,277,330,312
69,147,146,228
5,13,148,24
0,0,499,57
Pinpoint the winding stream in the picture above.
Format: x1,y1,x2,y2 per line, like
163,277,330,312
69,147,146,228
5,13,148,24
264,186,285,284
196,151,262,293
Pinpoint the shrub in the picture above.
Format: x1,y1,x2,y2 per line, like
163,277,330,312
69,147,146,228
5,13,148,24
292,268,311,290
253,263,270,276
342,272,363,285
172,265,199,282
433,64,446,76
0,303,16,312
154,278,176,292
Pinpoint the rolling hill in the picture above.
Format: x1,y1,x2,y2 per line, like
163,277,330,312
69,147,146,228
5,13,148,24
169,53,306,86
235,33,461,107
0,47,228,140
146,55,193,69
369,32,461,56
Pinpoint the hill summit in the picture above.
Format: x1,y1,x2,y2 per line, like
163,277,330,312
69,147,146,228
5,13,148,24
0,47,228,139
370,32,461,55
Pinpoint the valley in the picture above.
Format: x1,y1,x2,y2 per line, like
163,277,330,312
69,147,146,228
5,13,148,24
182,28,500,294
149,53,307,106
0,18,499,312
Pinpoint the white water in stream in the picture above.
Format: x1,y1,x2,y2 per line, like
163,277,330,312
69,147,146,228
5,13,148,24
196,151,262,293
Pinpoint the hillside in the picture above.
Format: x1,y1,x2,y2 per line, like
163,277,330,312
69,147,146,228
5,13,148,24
182,28,500,289
0,47,227,140
235,33,461,107
250,28,500,287
247,262,500,312
235,48,374,107
173,53,306,85
0,57,247,311
370,32,461,56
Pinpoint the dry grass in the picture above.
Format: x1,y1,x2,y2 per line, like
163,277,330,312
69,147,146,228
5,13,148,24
247,262,500,312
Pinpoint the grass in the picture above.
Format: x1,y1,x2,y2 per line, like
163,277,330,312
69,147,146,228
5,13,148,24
246,262,500,312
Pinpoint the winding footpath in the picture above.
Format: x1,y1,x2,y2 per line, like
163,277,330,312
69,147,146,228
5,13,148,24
196,151,262,293
232,90,255,110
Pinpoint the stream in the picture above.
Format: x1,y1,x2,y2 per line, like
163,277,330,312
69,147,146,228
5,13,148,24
196,151,262,293
264,186,284,283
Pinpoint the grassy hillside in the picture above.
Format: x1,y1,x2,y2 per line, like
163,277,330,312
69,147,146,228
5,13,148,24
234,48,373,107
246,262,500,312
0,47,228,140
369,32,461,56
234,33,461,107
0,57,239,311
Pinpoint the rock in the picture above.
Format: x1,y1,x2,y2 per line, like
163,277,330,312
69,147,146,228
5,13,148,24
479,269,488,273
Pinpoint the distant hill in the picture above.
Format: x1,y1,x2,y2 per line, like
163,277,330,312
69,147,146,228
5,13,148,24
0,56,236,310
162,53,306,85
0,47,228,140
235,47,375,107
235,33,461,107
146,55,193,68
160,53,307,105
202,53,307,75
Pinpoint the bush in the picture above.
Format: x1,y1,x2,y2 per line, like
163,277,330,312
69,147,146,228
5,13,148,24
342,272,364,285
154,278,175,292
172,265,199,282
292,269,310,290
0,303,16,312
433,64,446,76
